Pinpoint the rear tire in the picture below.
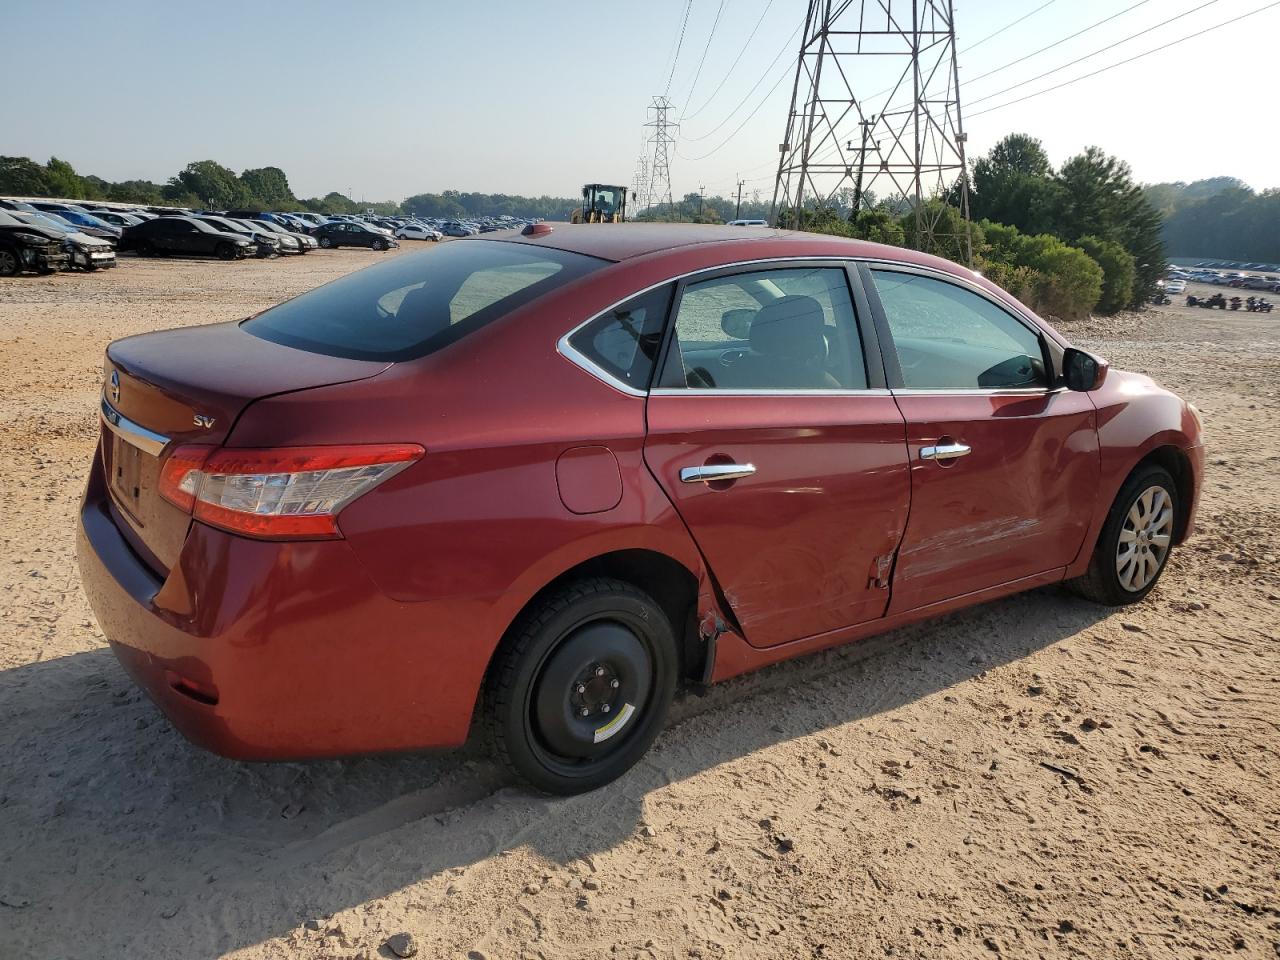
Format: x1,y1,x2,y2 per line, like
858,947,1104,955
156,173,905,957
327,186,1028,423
485,578,678,794
1067,464,1178,606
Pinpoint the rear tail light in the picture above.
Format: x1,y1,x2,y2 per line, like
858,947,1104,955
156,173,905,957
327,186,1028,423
158,443,424,540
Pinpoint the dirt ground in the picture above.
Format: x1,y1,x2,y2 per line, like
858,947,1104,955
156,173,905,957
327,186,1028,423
0,253,1276,960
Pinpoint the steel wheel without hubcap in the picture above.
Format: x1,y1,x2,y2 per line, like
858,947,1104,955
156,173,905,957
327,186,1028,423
486,578,677,794
1116,484,1173,592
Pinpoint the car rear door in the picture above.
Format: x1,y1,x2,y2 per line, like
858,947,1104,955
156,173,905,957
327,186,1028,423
861,264,1100,614
642,262,911,649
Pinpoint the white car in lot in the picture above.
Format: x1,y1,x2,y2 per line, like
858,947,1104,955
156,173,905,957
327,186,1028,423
1164,279,1187,295
394,223,442,241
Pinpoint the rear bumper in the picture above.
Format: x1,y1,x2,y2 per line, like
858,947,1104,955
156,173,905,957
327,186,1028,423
76,452,486,760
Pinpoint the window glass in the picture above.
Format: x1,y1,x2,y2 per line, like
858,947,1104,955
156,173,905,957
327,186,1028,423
871,271,1047,390
664,267,866,390
568,284,673,390
244,240,606,362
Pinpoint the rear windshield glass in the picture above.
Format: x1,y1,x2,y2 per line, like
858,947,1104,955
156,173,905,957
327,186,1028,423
243,240,608,361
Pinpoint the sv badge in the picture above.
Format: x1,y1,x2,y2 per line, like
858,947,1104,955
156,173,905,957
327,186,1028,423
193,414,216,429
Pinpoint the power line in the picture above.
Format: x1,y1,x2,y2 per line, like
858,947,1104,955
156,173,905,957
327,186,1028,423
664,0,695,97
858,0,1062,114
961,0,1056,52
677,58,794,160
684,0,776,121
967,0,1225,107
965,0,1152,86
679,0,728,118
680,25,800,142
970,0,1280,118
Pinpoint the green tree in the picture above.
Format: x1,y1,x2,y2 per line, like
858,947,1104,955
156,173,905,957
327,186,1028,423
239,166,295,207
0,156,52,195
898,201,979,263
43,157,86,198
980,220,1102,321
971,133,1063,235
166,160,250,209
1076,235,1136,314
849,209,906,247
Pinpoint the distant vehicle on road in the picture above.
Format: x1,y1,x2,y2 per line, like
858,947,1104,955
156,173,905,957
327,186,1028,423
1163,279,1186,295
726,219,768,227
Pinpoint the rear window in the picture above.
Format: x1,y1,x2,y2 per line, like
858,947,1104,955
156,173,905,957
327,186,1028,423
243,240,607,361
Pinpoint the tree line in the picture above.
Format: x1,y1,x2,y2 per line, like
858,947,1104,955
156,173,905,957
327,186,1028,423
1144,177,1279,263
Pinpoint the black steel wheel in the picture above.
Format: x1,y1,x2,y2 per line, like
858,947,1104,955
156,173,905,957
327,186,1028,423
485,578,678,794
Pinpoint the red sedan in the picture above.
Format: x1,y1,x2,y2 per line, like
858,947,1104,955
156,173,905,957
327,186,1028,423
77,224,1204,793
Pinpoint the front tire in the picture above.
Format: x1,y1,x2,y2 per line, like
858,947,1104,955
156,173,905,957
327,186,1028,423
319,236,334,248
215,242,236,261
485,578,678,794
0,248,23,276
372,238,388,251
1067,464,1178,606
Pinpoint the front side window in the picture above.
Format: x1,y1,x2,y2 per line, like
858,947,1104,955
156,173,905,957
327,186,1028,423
567,284,673,391
662,266,867,390
245,240,606,361
871,270,1047,390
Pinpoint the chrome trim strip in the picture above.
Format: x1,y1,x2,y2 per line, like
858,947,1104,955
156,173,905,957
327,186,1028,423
99,395,169,457
556,254,1061,397
650,387,894,397
892,387,1066,397
680,463,757,484
556,256,861,398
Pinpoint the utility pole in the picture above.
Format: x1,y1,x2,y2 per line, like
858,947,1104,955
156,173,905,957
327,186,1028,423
735,177,745,219
849,115,877,221
769,0,973,263
697,184,705,220
644,96,678,217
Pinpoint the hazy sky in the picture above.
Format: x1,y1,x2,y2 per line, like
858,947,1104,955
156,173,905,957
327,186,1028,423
5,0,1277,202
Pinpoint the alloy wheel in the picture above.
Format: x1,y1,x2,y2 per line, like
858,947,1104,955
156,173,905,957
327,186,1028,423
0,250,18,276
1116,484,1173,592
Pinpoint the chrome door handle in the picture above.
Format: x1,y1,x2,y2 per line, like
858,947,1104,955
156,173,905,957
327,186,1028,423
920,442,971,462
680,463,756,484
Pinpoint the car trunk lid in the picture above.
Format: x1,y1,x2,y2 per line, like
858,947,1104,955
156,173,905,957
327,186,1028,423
100,320,390,574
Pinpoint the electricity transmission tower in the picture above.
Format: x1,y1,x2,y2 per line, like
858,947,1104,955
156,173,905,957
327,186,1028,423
769,0,973,263
645,96,678,216
633,153,651,213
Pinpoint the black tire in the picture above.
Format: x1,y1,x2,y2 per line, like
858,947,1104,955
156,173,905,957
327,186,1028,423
319,236,334,249
372,238,388,251
0,247,22,277
1067,464,1178,606
215,242,236,261
485,578,678,794
134,240,154,258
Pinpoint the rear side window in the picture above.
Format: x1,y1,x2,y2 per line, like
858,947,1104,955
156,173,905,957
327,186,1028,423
244,240,606,361
870,270,1048,390
567,284,674,391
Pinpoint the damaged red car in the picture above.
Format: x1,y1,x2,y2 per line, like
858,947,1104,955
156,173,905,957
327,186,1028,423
78,224,1204,793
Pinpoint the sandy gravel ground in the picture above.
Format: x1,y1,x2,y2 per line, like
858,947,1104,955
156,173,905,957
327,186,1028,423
0,255,1276,960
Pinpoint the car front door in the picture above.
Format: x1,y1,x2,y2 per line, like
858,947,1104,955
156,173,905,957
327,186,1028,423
642,263,911,649
862,265,1100,613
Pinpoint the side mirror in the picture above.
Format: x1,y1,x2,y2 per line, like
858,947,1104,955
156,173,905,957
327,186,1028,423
1063,347,1108,391
721,309,754,340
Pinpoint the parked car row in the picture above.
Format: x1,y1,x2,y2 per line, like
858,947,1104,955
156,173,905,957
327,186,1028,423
0,207,117,276
1166,266,1280,291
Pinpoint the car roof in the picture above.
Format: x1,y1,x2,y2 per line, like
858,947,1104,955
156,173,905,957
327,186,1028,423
495,222,970,274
